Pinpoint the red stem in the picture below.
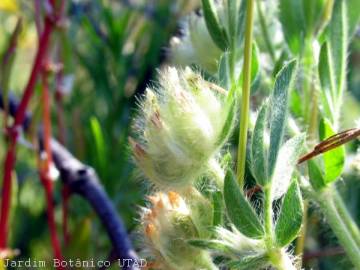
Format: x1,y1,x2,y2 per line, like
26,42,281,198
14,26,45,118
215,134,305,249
0,11,55,249
0,139,16,248
40,64,64,268
40,174,64,269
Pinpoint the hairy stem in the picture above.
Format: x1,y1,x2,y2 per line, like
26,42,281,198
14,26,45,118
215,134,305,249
264,185,273,241
263,186,297,270
332,188,360,247
295,201,308,255
306,187,360,268
236,0,254,188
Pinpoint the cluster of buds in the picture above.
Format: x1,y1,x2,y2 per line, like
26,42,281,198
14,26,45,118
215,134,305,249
170,14,222,74
141,191,216,270
130,67,233,191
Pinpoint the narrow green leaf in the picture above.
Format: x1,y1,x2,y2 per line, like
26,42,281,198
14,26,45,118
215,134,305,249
224,169,264,239
90,117,107,178
318,42,336,124
251,43,260,84
302,0,326,35
327,0,347,101
227,0,238,43
218,52,231,89
271,134,305,200
251,102,268,186
216,98,235,147
319,118,345,183
238,43,260,89
212,191,223,227
279,0,306,54
268,60,297,180
275,179,303,247
308,159,326,190
201,0,228,51
236,0,247,46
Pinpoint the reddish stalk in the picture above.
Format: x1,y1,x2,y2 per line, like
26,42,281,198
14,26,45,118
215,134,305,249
0,4,57,249
39,69,64,267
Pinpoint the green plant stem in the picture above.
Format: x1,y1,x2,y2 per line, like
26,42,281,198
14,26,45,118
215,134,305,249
263,185,297,270
264,185,273,240
296,39,316,261
295,200,308,256
332,188,360,247
306,187,360,269
236,0,254,188
268,249,297,270
256,0,275,63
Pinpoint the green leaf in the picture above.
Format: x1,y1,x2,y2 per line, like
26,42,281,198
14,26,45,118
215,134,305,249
289,89,303,118
236,0,247,46
271,134,305,200
302,0,326,35
238,43,261,90
279,0,306,54
308,159,326,190
224,169,264,239
227,0,238,43
227,255,269,270
347,0,360,38
319,118,345,183
218,52,231,89
90,117,107,179
216,98,235,147
268,60,297,180
212,191,223,227
251,102,268,186
275,179,303,247
318,42,336,124
327,0,347,101
201,0,228,51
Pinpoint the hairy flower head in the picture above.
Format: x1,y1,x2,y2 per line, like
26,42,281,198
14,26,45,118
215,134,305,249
141,191,216,270
131,67,233,190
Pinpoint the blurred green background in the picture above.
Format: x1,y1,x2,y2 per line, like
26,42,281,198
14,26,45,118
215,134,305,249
0,0,359,269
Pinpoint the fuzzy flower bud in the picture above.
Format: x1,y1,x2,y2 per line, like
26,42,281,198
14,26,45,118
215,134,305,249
131,67,233,190
141,191,216,270
170,14,222,74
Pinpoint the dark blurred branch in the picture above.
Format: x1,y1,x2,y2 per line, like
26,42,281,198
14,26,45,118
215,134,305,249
0,91,139,270
303,246,345,261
